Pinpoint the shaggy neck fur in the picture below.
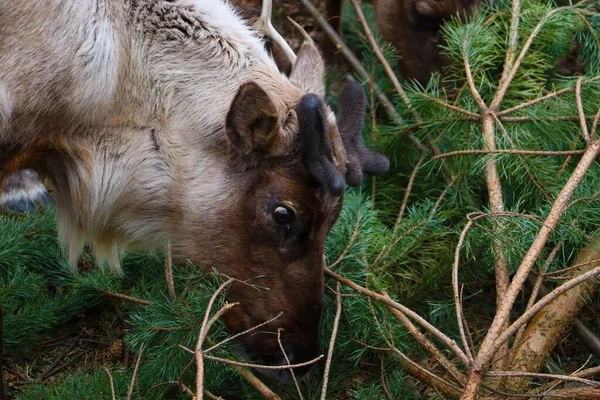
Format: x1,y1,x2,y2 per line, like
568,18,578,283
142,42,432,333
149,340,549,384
0,0,302,273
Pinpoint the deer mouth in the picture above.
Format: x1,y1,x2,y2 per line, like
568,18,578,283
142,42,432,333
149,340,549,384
236,341,319,384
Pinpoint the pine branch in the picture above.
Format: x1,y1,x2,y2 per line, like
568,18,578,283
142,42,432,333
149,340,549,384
324,268,470,366
462,140,600,399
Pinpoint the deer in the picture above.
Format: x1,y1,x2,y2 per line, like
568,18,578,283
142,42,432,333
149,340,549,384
324,0,482,85
0,0,388,382
373,0,482,85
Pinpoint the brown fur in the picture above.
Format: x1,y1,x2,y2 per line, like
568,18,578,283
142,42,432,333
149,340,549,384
374,0,481,85
325,0,482,84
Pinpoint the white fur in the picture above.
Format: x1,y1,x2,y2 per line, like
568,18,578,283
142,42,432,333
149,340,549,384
0,84,11,137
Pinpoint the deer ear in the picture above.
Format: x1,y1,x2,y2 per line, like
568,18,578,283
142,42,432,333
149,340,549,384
226,81,280,164
289,42,326,97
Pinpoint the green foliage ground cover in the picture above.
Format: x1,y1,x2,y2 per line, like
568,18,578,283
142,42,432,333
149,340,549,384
4,0,600,398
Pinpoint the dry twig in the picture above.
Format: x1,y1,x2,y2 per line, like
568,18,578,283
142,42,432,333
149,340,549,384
432,149,586,159
329,216,361,270
165,240,176,302
486,371,600,388
204,312,283,353
576,76,592,143
277,329,303,400
320,282,342,400
195,279,235,400
324,268,470,366
101,290,153,306
230,366,281,400
300,0,438,156
102,366,117,400
511,242,562,352
127,343,144,400
395,154,425,227
348,0,417,120
384,293,467,385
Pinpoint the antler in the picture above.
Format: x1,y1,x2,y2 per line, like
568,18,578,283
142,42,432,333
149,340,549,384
253,0,297,64
297,94,345,196
337,82,390,186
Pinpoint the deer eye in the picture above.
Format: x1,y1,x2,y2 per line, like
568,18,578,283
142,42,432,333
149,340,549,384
273,205,295,224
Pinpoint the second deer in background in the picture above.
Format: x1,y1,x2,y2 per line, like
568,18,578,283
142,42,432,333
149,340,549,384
325,0,482,85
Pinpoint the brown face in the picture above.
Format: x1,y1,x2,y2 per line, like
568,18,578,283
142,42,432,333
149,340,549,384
220,164,342,382
217,78,388,382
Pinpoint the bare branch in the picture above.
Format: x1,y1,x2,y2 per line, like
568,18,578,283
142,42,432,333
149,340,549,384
204,312,283,353
546,257,600,276
277,329,303,400
127,343,144,400
195,278,235,400
576,76,591,143
367,297,462,399
165,240,176,302
395,154,425,227
491,6,572,110
230,365,281,400
486,371,600,388
390,349,463,399
101,290,152,305
537,388,600,399
462,37,487,110
575,365,600,379
321,282,342,400
299,0,403,126
432,148,586,160
102,366,117,400
495,260,600,353
349,0,420,121
512,242,562,352
324,268,470,366
474,140,600,369
203,354,324,370
384,293,467,385
300,0,440,155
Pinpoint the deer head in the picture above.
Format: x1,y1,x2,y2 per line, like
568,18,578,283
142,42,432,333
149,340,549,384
203,7,389,381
